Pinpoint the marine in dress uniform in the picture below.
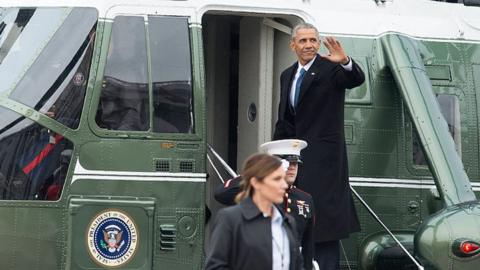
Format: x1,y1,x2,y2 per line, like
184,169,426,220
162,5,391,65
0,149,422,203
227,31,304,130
214,139,315,270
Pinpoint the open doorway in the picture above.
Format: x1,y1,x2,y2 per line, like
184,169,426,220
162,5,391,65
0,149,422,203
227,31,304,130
202,12,302,228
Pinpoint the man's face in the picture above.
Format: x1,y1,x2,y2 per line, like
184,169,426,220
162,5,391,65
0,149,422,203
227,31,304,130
290,28,320,66
285,161,298,186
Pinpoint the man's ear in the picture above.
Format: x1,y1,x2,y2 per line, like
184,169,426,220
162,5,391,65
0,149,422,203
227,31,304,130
289,40,295,51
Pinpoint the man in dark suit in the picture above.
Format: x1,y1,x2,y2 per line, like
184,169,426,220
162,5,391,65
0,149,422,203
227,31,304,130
273,23,365,270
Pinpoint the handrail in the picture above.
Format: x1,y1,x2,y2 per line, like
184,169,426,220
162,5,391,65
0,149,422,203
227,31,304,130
349,185,424,270
207,154,226,184
207,144,238,178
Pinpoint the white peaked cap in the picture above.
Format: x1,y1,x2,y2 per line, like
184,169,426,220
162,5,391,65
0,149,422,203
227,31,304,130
259,139,308,157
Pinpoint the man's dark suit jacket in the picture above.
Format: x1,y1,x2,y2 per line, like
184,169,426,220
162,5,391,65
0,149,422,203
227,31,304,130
274,55,365,242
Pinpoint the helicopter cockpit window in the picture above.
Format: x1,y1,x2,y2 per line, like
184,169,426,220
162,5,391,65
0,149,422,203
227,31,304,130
149,16,194,133
96,16,149,131
0,108,73,201
0,8,66,96
0,8,35,65
1,7,97,129
413,94,461,165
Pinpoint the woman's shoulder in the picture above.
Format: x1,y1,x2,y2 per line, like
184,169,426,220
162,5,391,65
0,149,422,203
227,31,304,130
216,204,243,219
216,197,261,222
219,203,242,213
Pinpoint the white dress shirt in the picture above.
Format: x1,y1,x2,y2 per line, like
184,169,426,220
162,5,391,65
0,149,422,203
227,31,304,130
271,206,290,270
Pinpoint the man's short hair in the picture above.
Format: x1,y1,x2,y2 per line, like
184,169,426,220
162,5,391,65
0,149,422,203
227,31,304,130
291,23,320,41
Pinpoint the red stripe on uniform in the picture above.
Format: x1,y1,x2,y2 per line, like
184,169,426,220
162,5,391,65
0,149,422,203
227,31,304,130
22,134,64,174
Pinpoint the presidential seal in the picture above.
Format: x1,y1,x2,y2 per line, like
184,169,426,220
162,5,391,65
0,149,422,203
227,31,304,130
87,210,138,267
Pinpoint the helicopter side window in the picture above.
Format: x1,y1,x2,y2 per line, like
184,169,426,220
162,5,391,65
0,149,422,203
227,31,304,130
95,15,194,134
96,16,149,131
0,108,73,201
413,94,461,165
149,16,194,133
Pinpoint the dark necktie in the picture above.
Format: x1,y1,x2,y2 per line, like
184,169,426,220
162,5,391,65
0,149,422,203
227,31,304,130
294,68,306,108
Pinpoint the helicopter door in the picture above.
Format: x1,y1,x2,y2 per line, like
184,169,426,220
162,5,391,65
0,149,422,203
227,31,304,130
202,14,298,252
202,13,297,203
236,17,275,168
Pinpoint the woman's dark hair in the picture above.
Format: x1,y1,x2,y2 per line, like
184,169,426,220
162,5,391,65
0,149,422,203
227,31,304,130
235,153,282,203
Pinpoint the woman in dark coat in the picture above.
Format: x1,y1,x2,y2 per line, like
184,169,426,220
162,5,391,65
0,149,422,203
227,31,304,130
205,154,303,270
